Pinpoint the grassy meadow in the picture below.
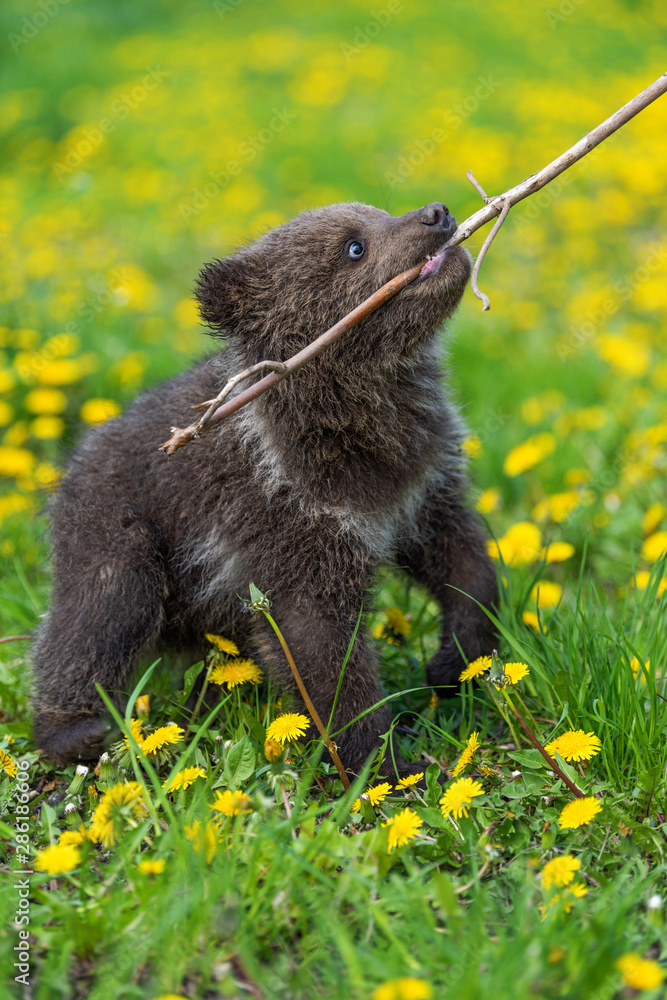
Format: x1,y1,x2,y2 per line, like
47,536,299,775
1,0,667,996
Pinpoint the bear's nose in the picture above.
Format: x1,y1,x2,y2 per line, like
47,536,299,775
419,202,455,233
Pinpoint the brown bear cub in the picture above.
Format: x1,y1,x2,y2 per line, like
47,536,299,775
32,200,497,775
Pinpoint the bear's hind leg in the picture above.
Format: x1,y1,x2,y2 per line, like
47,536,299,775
32,544,167,765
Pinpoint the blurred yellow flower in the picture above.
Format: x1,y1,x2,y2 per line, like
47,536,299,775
185,819,219,863
0,446,34,478
642,502,665,535
532,491,581,524
616,953,665,991
488,521,542,565
558,796,602,829
503,432,556,477
641,531,667,563
383,808,424,852
163,767,206,792
374,606,411,644
205,634,239,655
476,487,501,515
372,978,432,1000
210,789,253,816
80,398,122,425
351,781,393,813
596,334,649,376
25,387,68,414
545,729,601,761
541,854,580,890
0,401,14,426
451,732,480,777
173,297,200,328
543,542,575,563
633,570,667,596
462,436,482,458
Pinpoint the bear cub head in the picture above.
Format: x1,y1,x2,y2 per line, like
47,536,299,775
194,201,471,362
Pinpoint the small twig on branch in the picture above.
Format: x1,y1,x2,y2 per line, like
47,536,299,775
161,71,667,454
467,177,511,310
0,635,31,645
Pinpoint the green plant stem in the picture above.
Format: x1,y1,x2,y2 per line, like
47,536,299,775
262,610,351,790
501,689,585,798
189,656,213,726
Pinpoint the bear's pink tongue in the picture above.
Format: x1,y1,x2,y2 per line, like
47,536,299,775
417,248,447,282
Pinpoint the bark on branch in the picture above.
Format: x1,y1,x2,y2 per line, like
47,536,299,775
162,70,667,455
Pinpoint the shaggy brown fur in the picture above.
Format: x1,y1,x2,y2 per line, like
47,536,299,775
32,201,498,774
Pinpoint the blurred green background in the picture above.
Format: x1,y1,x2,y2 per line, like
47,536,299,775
0,0,666,603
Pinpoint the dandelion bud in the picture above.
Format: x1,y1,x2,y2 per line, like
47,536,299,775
64,802,82,828
68,764,89,795
264,739,283,763
98,752,115,784
88,784,99,802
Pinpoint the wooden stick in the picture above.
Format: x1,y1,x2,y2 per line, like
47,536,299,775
161,70,667,455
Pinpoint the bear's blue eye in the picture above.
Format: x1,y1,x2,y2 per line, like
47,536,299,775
348,240,365,259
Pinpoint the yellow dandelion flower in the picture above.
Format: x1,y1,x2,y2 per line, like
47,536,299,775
462,436,482,459
476,487,500,515
459,656,491,683
141,724,185,756
503,432,556,477
616,953,665,991
374,606,411,644
633,570,667,596
439,777,484,819
264,739,283,762
451,732,480,777
531,582,562,609
642,503,665,536
163,767,206,792
502,662,530,685
522,610,546,632
351,781,393,813
545,729,601,762
80,398,121,425
541,854,580,890
542,542,575,563
0,747,17,777
630,657,649,683
265,712,310,744
210,789,253,816
209,658,263,688
185,819,219,863
35,843,81,875
558,796,602,830
136,695,150,715
25,387,68,414
123,717,144,750
59,830,85,847
488,521,542,566
372,978,433,1000
532,491,580,524
89,782,147,847
205,634,239,655
137,858,165,875
395,772,424,790
383,808,424,852
641,530,667,563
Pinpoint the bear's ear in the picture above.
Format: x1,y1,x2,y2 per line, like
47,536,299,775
194,256,248,335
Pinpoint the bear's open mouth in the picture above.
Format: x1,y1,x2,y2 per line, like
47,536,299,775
416,246,452,282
